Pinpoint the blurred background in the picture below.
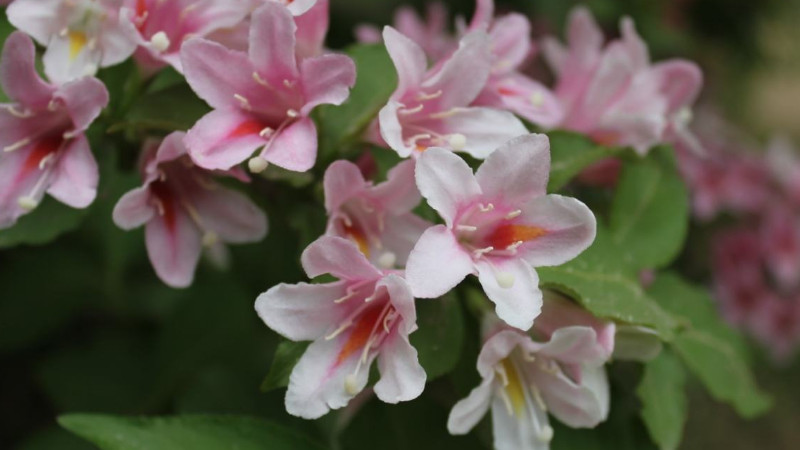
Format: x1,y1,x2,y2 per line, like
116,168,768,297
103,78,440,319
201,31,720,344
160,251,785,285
1,0,800,449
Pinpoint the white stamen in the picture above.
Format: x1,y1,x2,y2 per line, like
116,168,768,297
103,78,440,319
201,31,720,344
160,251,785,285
202,231,218,247
4,105,33,117
377,251,396,269
82,63,98,77
428,107,464,119
59,27,69,37
538,425,554,443
286,109,299,118
479,203,495,212
17,196,38,210
259,127,274,138
4,138,30,152
497,386,515,416
505,209,522,219
149,31,170,52
456,224,478,232
496,271,515,289
48,99,61,111
523,352,536,362
530,91,544,107
473,246,494,258
531,383,547,411
495,364,510,386
677,107,693,124
505,240,524,254
283,79,295,88
448,133,467,150
63,130,79,140
399,104,424,115
248,156,268,173
153,198,165,216
382,310,395,333
38,153,55,169
87,37,98,51
252,71,269,86
325,321,352,340
416,90,442,101
344,374,360,395
234,94,251,110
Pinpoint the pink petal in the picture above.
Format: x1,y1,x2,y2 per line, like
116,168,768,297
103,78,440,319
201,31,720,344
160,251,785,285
434,106,528,159
476,257,542,330
190,183,268,243
468,0,495,31
447,378,493,434
475,133,550,204
529,362,609,428
371,159,421,214
517,194,597,267
323,160,368,213
181,38,260,110
405,225,474,298
255,280,350,341
55,77,110,132
145,208,202,288
301,235,382,281
46,135,98,208
185,108,266,170
421,32,492,110
536,326,613,366
383,26,428,96
373,330,426,403
414,147,481,225
567,6,604,64
380,213,431,267
482,73,565,128
490,392,550,450
300,53,356,115
249,3,299,81
488,13,531,74
263,116,318,172
651,59,703,113
294,0,329,58
475,329,530,376
0,32,55,109
537,293,615,359
113,186,155,230
380,274,417,333
377,100,412,157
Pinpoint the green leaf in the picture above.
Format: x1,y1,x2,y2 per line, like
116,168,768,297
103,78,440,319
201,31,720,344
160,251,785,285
637,350,688,450
261,340,310,392
109,83,210,133
0,197,88,249
316,44,396,160
609,148,689,270
672,330,772,418
59,414,325,450
538,226,677,339
411,294,465,380
547,130,614,192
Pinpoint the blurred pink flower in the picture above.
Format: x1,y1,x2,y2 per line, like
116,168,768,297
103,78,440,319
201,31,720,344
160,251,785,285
255,236,425,419
113,132,267,288
405,135,596,330
0,32,108,228
181,2,355,173
355,2,454,61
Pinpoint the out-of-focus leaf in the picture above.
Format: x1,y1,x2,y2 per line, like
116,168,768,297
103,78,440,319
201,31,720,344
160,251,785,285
59,414,325,450
261,340,310,392
637,350,688,450
411,294,465,380
538,226,677,339
547,130,614,192
110,84,210,133
672,330,772,418
0,197,88,249
15,426,94,450
316,44,396,160
609,148,689,270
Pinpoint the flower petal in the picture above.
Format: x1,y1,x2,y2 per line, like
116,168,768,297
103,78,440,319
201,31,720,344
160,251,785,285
190,184,268,243
476,257,542,330
181,38,259,110
380,213,431,267
422,32,492,110
476,133,550,204
300,53,356,115
249,2,298,80
301,235,382,281
435,107,528,159
371,159,421,214
0,31,54,109
378,100,412,157
294,0,329,58
185,108,266,170
651,59,703,113
145,208,202,288
383,26,428,96
488,13,531,74
262,116,318,172
414,147,481,225
373,330,426,403
323,160,368,213
530,363,610,428
517,194,596,267
113,186,155,230
255,281,349,341
46,135,98,209
405,224,474,298
6,0,62,44
55,77,110,132
447,377,493,434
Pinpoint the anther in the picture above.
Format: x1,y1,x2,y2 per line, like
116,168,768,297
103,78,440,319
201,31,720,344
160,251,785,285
479,203,495,212
63,130,79,140
416,90,442,101
202,231,218,247
4,138,30,152
248,156,268,173
282,79,295,88
473,246,494,258
530,91,544,107
17,196,38,210
259,127,274,138
4,105,33,117
38,153,55,169
399,104,424,115
344,374,360,395
286,109,299,118
448,133,467,150
456,224,478,232
377,251,396,269
150,31,170,52
325,321,352,340
234,94,251,110
496,272,515,289
505,210,522,219
252,71,269,86
538,425,554,443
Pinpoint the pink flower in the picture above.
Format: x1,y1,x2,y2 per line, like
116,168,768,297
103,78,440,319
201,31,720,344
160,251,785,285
712,228,767,326
255,236,426,419
355,3,454,61
377,27,527,159
405,134,596,330
766,135,800,206
0,32,108,228
751,295,800,362
323,159,431,269
112,132,267,288
180,3,355,173
121,0,257,75
8,0,137,83
761,207,800,290
447,311,613,448
542,7,702,154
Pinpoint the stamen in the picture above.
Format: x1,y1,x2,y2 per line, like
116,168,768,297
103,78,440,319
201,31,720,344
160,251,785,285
677,107,693,124
399,104,424,115
87,37,98,51
63,130,79,140
505,240,524,254
59,27,69,37
530,383,547,412
495,271,515,289
4,105,33,117
48,99,60,111
479,203,495,212
286,109,299,118
153,197,165,216
456,224,478,232
259,127,274,138
428,107,464,119
282,79,295,88
149,31,170,52
406,133,431,147
81,63,98,77
248,156,268,173
17,196,38,210
38,153,55,169
473,246,494,258
538,425,554,443
505,209,522,219
4,138,31,152
325,321,352,340
344,374,360,395
377,251,396,269
417,90,442,101
180,3,199,19
530,91,544,107
448,133,467,150
252,71,269,86
497,386,515,416
233,94,251,110
382,310,396,333
495,364,510,386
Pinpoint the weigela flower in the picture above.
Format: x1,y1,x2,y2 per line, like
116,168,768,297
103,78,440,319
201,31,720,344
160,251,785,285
712,228,767,327
255,236,426,419
377,26,527,159
112,132,267,288
542,7,703,155
8,0,137,83
405,134,596,330
181,2,356,173
323,159,431,269
0,32,108,228
761,207,800,290
355,2,454,61
751,294,800,361
121,0,256,74
447,302,613,449
766,135,800,206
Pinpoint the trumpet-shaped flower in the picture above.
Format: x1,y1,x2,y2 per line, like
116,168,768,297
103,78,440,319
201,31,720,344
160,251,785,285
447,307,613,450
255,236,426,419
355,2,454,61
121,0,257,74
405,134,596,330
112,132,267,288
8,0,137,83
181,2,355,173
377,27,527,159
323,159,431,269
0,32,108,228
